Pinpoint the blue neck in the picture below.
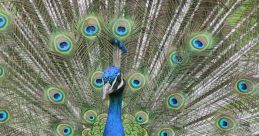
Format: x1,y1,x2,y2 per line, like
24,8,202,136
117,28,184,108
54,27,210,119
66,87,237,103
103,91,125,136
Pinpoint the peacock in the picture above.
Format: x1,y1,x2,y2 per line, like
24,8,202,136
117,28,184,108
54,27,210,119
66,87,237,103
0,0,259,135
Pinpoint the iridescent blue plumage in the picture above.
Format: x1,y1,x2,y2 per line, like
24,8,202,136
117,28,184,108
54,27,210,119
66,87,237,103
131,79,141,88
0,111,7,121
63,127,72,135
111,38,128,53
171,54,183,64
219,118,228,129
94,79,104,87
0,15,6,28
192,39,204,49
102,66,121,84
237,81,248,93
102,66,125,136
136,116,143,122
58,41,71,52
0,1,258,136
53,92,63,102
168,96,179,108
115,26,128,36
84,25,98,36
160,130,168,136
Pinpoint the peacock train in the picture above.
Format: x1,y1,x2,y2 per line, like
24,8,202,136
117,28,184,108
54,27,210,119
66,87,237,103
0,0,259,136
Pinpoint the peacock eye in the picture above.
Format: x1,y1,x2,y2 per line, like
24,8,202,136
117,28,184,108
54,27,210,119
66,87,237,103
0,15,7,28
80,16,100,40
0,110,9,124
171,53,183,64
192,38,205,49
215,115,236,130
168,51,189,66
128,73,146,92
84,25,98,36
0,12,9,31
172,54,182,64
115,26,128,36
94,78,104,87
0,65,7,81
0,66,4,77
91,71,104,90
89,115,95,121
0,69,2,77
160,131,168,136
83,110,97,124
134,111,149,125
57,41,71,52
189,32,213,52
57,124,73,136
219,118,228,129
50,33,74,56
131,79,141,88
237,81,248,92
233,78,255,94
159,128,175,136
167,93,185,110
113,19,131,39
63,127,72,135
54,35,72,53
52,92,64,102
168,96,179,108
46,87,65,104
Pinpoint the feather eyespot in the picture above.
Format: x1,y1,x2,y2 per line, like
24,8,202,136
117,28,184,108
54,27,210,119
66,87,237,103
52,92,64,102
0,67,3,76
215,115,236,130
168,51,189,66
0,65,7,79
54,35,72,53
192,37,206,49
0,110,10,124
158,128,175,136
0,15,7,28
50,33,75,56
94,78,103,87
115,26,128,36
237,81,248,92
57,41,71,52
167,93,185,110
80,16,101,40
0,12,9,30
91,71,104,90
112,19,131,39
57,124,73,136
135,111,149,125
84,25,98,36
83,110,97,124
168,96,179,108
127,73,146,92
233,78,255,94
45,87,65,104
219,118,229,129
171,54,183,64
189,32,213,52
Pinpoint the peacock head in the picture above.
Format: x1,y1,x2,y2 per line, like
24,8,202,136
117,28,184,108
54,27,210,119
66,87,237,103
102,66,124,100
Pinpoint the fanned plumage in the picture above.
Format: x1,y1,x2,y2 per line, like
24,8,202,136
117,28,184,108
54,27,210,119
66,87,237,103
0,0,259,136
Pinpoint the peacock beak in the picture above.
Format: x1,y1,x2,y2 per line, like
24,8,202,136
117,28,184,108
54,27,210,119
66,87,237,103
102,83,114,100
102,74,121,100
